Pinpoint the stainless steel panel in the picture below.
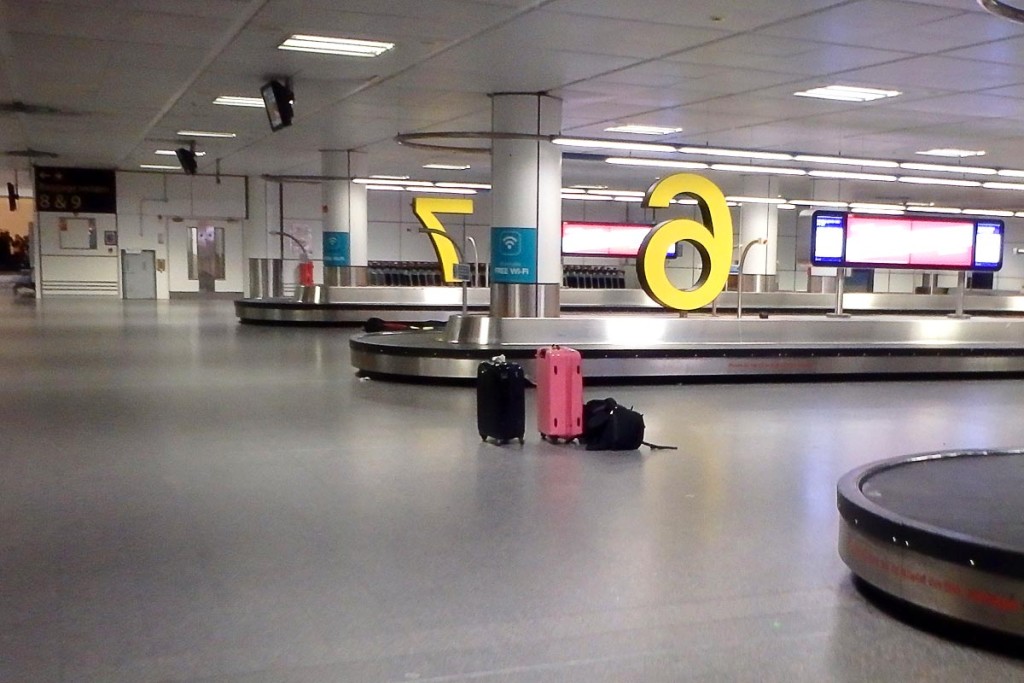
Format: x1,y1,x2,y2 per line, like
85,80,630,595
490,282,560,317
839,522,1024,637
238,286,1024,315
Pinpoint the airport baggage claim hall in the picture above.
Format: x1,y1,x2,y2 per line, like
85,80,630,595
4,1,1024,681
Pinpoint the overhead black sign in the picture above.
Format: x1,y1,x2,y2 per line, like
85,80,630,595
34,167,117,214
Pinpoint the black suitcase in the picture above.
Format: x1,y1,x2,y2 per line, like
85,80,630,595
477,357,526,444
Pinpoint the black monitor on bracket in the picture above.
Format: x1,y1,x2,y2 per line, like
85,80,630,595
174,148,198,175
261,80,294,132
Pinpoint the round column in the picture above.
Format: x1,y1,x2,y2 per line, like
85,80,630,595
490,92,562,318
737,176,779,293
322,150,368,286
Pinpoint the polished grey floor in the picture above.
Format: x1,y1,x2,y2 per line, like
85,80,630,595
2,296,1023,682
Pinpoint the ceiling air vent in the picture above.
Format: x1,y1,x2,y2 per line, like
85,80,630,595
2,148,59,159
0,101,79,116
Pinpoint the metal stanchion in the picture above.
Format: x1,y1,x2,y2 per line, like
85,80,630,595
736,238,768,319
826,268,851,318
948,270,970,319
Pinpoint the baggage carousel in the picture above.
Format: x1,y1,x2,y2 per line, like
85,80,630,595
235,286,1024,325
838,450,1024,638
235,287,1024,381
349,313,1024,381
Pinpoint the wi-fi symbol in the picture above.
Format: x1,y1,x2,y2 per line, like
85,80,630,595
502,235,518,250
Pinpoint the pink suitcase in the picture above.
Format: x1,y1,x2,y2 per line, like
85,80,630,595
536,345,583,442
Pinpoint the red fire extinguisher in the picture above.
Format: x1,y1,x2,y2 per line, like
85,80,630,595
298,261,314,286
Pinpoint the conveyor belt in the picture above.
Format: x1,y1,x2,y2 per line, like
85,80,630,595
838,450,1024,637
235,287,1024,326
349,314,1024,381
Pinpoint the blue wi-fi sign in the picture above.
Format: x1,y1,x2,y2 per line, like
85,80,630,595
490,227,537,284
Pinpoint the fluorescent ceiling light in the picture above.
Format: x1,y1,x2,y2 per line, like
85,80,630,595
353,178,432,187
553,137,676,153
793,154,898,168
897,176,981,187
907,206,962,214
139,164,180,170
176,129,236,138
364,185,404,191
279,34,394,57
569,184,607,190
850,202,904,210
899,162,995,175
588,189,646,197
983,181,1024,191
807,170,895,181
560,187,587,194
997,169,1024,178
435,182,491,189
406,186,476,195
604,124,682,135
778,204,797,210
606,157,708,169
423,163,470,170
793,85,901,102
672,198,698,205
213,95,265,108
855,208,905,215
711,163,805,175
370,174,409,180
963,209,1014,216
156,149,206,156
612,196,644,202
917,148,986,158
788,200,849,208
726,196,788,204
562,193,612,201
678,146,793,161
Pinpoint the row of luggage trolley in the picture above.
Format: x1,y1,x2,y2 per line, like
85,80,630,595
366,261,625,288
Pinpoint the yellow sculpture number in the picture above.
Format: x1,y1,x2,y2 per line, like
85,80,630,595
411,197,474,284
637,174,733,311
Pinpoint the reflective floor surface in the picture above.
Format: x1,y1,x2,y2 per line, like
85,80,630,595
2,297,1023,682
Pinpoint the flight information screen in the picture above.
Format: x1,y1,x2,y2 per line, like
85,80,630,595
810,211,1003,271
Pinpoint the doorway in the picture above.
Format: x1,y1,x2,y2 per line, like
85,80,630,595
188,225,225,293
121,250,157,299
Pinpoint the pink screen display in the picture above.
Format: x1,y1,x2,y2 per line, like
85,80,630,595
844,216,974,268
562,222,664,257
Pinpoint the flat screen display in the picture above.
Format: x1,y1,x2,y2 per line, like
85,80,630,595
810,211,1003,271
561,221,677,258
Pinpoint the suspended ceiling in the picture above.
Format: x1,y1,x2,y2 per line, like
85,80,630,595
3,0,1024,208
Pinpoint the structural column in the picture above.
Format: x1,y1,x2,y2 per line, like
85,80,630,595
737,176,779,293
489,93,562,317
322,150,368,286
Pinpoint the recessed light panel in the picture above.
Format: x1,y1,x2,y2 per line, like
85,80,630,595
177,130,236,138
213,95,265,108
604,124,682,135
917,148,986,158
422,163,471,170
794,85,901,102
279,35,394,57
156,149,206,157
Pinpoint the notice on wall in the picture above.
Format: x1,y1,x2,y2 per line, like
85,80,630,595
490,227,537,284
35,167,117,214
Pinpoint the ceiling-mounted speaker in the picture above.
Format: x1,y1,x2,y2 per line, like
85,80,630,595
175,147,198,175
260,79,294,132
7,182,17,211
